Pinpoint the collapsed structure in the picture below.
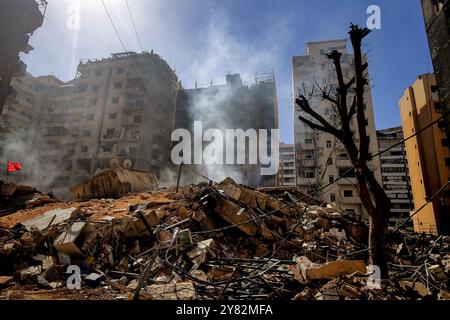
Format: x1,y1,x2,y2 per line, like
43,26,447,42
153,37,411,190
174,73,279,187
0,178,448,300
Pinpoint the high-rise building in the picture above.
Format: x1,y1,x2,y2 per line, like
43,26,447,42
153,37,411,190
376,127,414,225
174,73,279,187
292,39,381,216
278,143,296,186
421,0,450,149
1,51,180,199
399,73,450,235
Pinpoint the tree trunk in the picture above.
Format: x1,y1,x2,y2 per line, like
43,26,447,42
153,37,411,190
368,204,390,279
357,168,391,279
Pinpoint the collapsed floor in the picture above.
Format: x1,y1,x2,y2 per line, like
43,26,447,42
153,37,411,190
0,178,449,300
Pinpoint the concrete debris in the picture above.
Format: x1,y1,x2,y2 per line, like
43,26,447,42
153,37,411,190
0,178,448,300
71,167,159,201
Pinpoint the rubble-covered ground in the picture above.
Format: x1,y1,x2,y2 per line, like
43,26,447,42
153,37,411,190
0,178,449,300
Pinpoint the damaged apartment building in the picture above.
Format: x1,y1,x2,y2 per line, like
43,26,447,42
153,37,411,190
174,73,279,187
1,51,180,199
292,40,382,217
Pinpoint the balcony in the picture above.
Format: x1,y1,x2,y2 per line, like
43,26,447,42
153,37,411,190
338,177,357,185
339,196,361,204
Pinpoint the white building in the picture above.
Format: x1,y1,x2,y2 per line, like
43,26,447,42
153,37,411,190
292,39,382,216
278,143,296,186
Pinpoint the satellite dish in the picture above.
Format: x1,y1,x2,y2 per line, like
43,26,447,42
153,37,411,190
123,159,133,169
110,158,120,167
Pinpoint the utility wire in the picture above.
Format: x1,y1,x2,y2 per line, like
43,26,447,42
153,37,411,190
125,0,144,52
101,0,127,51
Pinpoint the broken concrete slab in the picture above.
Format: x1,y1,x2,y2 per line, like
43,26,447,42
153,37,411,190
295,256,366,281
215,198,257,236
53,222,96,256
22,207,76,231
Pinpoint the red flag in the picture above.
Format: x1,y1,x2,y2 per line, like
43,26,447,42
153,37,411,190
7,161,22,173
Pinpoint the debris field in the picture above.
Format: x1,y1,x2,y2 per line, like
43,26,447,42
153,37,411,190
0,178,449,300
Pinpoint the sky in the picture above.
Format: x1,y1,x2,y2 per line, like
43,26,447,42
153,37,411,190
22,0,433,144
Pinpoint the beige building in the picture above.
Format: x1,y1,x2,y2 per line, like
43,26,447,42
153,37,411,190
1,51,180,199
278,143,296,186
399,73,450,235
292,39,382,216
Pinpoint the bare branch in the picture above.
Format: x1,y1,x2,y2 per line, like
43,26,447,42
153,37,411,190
296,95,341,137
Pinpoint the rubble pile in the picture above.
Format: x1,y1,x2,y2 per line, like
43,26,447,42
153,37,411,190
0,178,449,300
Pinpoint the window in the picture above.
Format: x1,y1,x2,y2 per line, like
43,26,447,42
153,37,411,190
330,193,336,202
112,97,120,104
306,172,315,178
87,114,95,120
90,98,97,106
445,158,450,167
343,190,353,198
434,102,444,113
327,158,333,165
117,67,125,74
129,147,138,155
83,129,91,137
92,85,100,92
106,128,115,137
81,146,89,153
133,115,142,123
75,83,88,93
305,138,313,144
109,113,118,120
329,175,334,183
326,140,331,148
95,70,103,77
114,82,122,89
442,139,449,147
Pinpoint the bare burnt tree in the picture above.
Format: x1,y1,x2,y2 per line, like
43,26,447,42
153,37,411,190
296,24,391,277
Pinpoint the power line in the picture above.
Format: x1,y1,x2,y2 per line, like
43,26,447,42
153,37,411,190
125,0,144,52
101,0,127,52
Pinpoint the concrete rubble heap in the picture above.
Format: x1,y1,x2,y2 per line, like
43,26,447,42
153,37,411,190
0,178,449,300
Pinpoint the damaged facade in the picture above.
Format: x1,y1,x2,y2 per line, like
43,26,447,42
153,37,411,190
292,39,382,217
1,51,180,199
0,0,47,113
174,73,279,187
421,0,450,148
